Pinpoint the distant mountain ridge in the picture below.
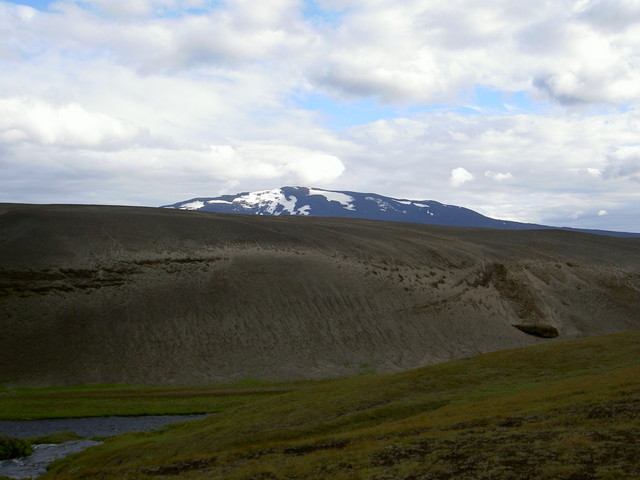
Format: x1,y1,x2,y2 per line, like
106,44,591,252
163,187,639,237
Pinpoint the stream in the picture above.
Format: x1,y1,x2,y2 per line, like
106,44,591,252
0,414,208,479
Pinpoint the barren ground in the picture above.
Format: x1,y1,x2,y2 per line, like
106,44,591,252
1,203,639,386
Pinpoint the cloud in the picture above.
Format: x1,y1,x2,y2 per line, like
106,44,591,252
602,147,640,182
0,0,640,105
450,167,473,187
207,143,345,184
0,139,345,205
332,110,640,230
308,1,640,106
533,69,640,106
15,0,313,73
4,0,640,106
577,0,640,32
485,171,513,182
1,0,640,232
0,96,148,149
598,209,608,216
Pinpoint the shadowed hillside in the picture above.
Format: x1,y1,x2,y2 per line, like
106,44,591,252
1,203,639,386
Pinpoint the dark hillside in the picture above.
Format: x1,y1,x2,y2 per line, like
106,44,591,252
1,203,639,386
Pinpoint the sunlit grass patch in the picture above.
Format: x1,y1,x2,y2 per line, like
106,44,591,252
0,380,317,420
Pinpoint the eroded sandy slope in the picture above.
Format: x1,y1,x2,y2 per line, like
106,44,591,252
1,204,639,385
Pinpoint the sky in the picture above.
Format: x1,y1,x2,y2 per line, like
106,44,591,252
1,0,639,232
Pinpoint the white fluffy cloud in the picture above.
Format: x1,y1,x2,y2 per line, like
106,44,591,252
206,143,345,184
12,0,312,73
0,141,345,205
5,0,640,104
307,0,640,105
450,167,474,187
577,0,640,32
0,96,147,149
1,0,640,232
485,171,513,182
603,146,640,182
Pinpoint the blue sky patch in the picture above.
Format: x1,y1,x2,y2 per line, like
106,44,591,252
295,86,547,130
294,92,448,130
5,0,223,17
8,0,53,10
302,0,344,26
463,86,546,115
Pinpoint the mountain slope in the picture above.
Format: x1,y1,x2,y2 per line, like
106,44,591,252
163,186,640,237
1,203,639,386
163,186,529,228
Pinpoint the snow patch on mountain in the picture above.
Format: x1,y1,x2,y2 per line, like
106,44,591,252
366,197,402,213
179,200,205,210
237,189,297,215
308,188,355,211
396,200,431,209
296,205,311,215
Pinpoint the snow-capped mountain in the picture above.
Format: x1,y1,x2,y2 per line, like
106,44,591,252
163,186,532,229
162,186,639,237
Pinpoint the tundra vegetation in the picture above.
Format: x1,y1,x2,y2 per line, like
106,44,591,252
1,330,638,479
0,431,83,462
0,435,32,461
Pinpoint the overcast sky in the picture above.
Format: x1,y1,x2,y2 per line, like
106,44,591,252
1,0,639,232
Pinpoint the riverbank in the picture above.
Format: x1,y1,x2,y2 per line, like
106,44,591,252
0,441,102,479
0,414,208,439
0,414,208,479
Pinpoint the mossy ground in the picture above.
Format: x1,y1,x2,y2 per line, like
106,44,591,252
26,431,85,445
0,434,32,460
3,330,639,479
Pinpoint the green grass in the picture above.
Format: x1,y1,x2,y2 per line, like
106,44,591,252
27,431,85,445
0,434,32,460
0,381,318,420
5,330,640,479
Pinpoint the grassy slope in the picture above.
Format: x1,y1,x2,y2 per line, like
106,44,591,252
0,381,317,421
34,330,640,480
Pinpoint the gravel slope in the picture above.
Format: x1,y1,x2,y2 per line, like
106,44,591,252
1,203,639,386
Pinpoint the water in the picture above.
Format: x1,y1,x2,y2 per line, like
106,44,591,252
0,441,102,479
0,414,208,439
0,414,208,479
